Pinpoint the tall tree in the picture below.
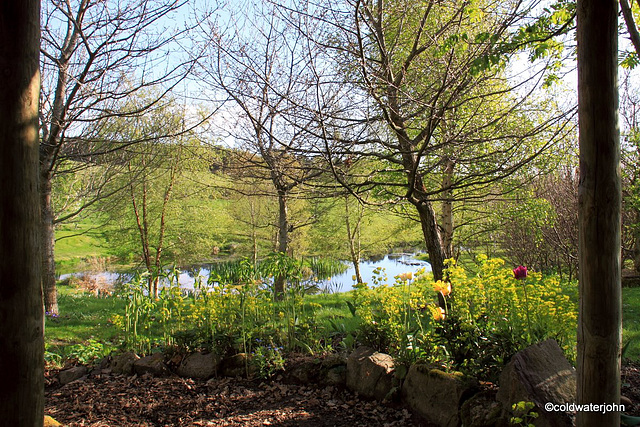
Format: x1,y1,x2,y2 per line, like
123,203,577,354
301,0,572,281
39,0,194,314
198,4,323,298
0,1,44,425
576,0,621,425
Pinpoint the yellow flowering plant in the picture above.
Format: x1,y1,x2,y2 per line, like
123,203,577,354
434,256,577,379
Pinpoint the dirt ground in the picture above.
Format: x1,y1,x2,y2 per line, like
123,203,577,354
45,370,430,427
45,361,640,427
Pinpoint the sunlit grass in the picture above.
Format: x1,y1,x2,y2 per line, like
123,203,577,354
45,284,124,355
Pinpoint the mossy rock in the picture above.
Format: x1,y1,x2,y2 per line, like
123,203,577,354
44,415,63,426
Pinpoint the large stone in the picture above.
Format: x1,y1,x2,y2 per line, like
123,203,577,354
323,365,347,386
176,351,220,379
496,339,576,427
219,353,256,378
401,364,477,427
59,365,88,385
110,351,140,375
346,346,395,401
283,358,321,384
460,390,508,427
133,352,170,377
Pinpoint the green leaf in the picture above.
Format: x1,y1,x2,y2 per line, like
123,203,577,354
621,414,640,426
346,301,357,317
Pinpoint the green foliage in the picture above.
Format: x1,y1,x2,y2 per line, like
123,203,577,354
622,413,640,426
346,257,577,379
510,401,539,427
52,256,640,384
252,343,285,379
439,256,577,378
63,339,111,365
111,254,343,356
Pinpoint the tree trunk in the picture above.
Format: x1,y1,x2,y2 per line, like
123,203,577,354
576,0,621,425
274,190,289,300
441,158,455,259
413,200,446,282
41,173,59,314
345,195,363,284
0,1,44,425
634,210,640,272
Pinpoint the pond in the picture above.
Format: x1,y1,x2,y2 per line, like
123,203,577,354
58,253,431,294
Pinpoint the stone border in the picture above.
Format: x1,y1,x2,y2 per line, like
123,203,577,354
56,340,579,426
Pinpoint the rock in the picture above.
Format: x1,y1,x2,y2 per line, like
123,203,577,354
283,358,321,384
496,339,576,427
44,415,63,426
401,363,477,427
321,353,347,369
460,390,508,427
346,346,395,401
321,354,347,386
622,269,640,287
133,352,170,377
97,355,111,369
59,365,88,385
176,351,221,379
111,351,140,375
323,365,347,386
219,353,256,378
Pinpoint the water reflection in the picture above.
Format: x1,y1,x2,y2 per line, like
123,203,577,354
58,253,431,294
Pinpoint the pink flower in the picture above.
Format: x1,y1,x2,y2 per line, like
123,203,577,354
513,265,528,280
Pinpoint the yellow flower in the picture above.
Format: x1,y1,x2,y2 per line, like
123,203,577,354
432,307,446,321
397,272,413,282
433,280,452,296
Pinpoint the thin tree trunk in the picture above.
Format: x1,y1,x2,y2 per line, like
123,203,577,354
345,195,363,284
441,157,455,259
577,0,621,425
153,149,181,298
250,199,259,268
39,3,83,316
129,163,154,295
41,173,58,314
634,210,640,272
274,190,289,300
0,1,44,424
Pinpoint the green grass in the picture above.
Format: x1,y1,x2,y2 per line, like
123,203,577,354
45,284,124,358
55,222,112,273
623,287,640,360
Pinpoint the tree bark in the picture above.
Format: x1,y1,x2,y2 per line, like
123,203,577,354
0,1,44,425
41,173,58,314
274,189,290,300
414,200,446,282
345,195,363,284
441,158,455,260
576,0,621,425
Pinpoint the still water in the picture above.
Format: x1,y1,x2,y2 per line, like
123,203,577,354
59,253,431,294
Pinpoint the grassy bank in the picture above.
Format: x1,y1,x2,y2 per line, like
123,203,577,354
55,222,114,274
